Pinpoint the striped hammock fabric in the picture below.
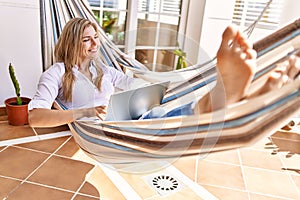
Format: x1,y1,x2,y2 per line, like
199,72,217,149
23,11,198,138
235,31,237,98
42,0,300,165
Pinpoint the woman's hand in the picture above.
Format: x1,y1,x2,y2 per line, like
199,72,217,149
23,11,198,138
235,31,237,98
95,106,107,120
77,106,107,121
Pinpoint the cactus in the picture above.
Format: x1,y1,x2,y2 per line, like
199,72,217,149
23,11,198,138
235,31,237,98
8,63,22,105
173,48,187,70
173,42,187,70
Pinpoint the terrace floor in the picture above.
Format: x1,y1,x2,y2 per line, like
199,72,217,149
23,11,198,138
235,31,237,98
0,107,300,200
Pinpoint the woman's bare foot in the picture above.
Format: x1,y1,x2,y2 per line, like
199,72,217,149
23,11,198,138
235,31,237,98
194,25,257,114
216,24,257,104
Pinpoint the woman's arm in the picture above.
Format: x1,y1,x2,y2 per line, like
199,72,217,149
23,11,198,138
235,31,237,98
28,108,92,127
28,105,107,128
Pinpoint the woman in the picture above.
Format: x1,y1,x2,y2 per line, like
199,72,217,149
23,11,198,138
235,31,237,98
29,18,137,127
28,18,300,127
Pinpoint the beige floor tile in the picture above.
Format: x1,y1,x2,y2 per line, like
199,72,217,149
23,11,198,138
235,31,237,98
196,160,246,190
78,181,100,198
120,171,156,199
70,148,99,165
201,149,240,165
280,154,300,176
27,155,94,192
202,185,248,200
243,167,300,199
249,193,291,200
0,123,35,141
292,175,300,191
84,166,125,200
73,194,100,199
16,136,71,154
0,146,49,179
7,182,74,200
239,148,283,171
55,136,98,165
150,187,204,200
55,136,82,158
0,177,22,199
172,156,197,181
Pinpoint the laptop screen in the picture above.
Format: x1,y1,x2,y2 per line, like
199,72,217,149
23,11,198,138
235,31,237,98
105,81,169,121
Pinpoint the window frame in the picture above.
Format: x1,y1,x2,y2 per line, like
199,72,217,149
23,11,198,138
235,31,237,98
88,0,187,71
232,0,284,30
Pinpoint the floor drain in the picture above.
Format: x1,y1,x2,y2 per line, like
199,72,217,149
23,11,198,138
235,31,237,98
144,173,184,196
152,175,179,191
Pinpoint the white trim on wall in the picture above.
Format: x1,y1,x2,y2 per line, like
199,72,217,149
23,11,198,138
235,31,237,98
125,0,138,57
182,0,207,65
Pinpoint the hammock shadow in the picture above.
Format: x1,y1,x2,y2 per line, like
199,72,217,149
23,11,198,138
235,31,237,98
265,129,300,174
282,167,300,174
266,129,300,158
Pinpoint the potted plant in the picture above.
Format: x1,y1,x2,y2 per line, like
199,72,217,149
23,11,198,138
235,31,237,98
173,42,187,70
4,63,31,126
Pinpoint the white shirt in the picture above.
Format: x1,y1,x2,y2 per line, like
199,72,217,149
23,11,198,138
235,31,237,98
28,62,135,110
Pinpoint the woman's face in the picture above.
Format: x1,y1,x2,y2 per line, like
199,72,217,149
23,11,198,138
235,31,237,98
80,25,100,61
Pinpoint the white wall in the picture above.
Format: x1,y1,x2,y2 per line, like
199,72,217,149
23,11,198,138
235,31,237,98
198,0,235,63
0,0,42,106
280,0,300,27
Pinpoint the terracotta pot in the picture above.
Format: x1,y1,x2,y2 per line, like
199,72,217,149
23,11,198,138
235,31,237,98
4,97,31,126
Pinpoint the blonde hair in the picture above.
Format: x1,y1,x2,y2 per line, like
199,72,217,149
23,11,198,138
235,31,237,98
54,18,103,102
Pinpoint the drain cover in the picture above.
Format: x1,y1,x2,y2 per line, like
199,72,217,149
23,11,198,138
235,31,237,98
144,173,184,196
152,175,179,191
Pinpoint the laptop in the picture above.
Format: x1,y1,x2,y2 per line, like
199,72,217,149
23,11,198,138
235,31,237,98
105,81,170,121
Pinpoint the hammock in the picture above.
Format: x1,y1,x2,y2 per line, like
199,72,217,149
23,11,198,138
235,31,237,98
41,0,300,165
